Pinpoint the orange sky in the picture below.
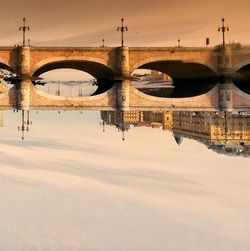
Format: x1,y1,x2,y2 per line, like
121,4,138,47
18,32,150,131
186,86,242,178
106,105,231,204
0,0,250,47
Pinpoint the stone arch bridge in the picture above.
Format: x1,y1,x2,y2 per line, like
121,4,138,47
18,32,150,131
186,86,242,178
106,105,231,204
0,44,250,111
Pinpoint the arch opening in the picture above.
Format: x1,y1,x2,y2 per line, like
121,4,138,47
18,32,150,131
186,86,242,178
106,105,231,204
133,61,217,97
33,60,115,96
234,64,250,94
37,69,99,97
131,69,174,97
0,63,16,93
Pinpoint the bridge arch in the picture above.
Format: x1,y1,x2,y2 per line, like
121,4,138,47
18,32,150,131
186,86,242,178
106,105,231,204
31,56,115,80
0,60,14,72
131,59,218,98
233,61,250,95
130,57,218,76
233,60,250,72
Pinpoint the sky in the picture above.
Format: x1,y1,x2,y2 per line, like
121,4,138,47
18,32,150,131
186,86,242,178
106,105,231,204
0,0,250,47
0,110,250,250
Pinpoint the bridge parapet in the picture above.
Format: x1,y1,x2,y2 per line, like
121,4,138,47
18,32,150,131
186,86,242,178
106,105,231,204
0,45,249,111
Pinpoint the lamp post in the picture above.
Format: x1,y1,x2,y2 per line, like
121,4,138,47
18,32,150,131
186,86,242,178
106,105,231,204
19,17,30,46
18,110,28,140
25,110,32,127
117,18,128,47
100,121,105,132
218,18,229,48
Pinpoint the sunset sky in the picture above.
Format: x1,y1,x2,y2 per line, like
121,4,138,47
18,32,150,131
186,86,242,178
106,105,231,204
0,0,250,47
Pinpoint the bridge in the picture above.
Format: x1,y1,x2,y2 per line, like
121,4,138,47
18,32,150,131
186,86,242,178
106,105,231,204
0,44,250,111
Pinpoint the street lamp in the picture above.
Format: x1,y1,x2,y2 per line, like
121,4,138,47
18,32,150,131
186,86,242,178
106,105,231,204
117,18,128,47
19,17,30,46
218,18,229,48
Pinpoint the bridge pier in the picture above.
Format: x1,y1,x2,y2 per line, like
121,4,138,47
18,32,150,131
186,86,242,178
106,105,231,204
17,46,31,110
218,81,233,111
18,80,32,111
116,46,130,78
218,68,234,112
116,46,131,110
116,79,130,111
18,46,31,77
218,45,234,111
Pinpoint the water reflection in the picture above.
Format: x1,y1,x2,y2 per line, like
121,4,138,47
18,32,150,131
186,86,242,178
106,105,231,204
37,80,98,97
1,109,250,157
100,110,250,156
17,110,32,140
131,70,174,97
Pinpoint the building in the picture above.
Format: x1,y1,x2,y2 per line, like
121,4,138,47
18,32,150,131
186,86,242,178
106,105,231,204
172,111,250,156
142,111,172,130
100,110,250,156
101,111,144,126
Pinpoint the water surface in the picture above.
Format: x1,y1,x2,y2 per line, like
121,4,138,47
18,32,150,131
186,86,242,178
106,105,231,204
0,110,250,250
